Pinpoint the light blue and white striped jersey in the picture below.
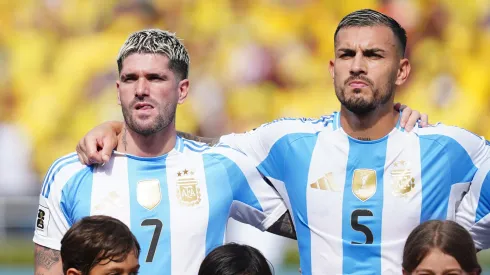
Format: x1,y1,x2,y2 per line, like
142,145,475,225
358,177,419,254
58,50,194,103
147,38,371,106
220,111,489,275
456,158,490,250
33,136,286,275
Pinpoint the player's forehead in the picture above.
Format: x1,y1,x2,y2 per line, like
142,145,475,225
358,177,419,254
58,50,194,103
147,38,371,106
335,25,397,52
120,53,171,75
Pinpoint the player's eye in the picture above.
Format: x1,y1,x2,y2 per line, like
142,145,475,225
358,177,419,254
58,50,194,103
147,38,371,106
122,76,136,83
364,51,383,59
339,53,354,59
148,76,162,81
147,74,166,82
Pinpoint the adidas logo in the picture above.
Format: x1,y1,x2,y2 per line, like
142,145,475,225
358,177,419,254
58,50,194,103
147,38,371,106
310,172,340,192
94,191,123,212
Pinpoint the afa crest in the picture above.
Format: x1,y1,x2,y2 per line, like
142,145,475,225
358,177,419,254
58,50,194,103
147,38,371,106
391,160,415,197
352,169,377,202
176,169,201,206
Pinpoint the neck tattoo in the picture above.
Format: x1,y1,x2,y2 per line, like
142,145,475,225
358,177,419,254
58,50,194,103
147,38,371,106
122,127,128,151
357,137,372,141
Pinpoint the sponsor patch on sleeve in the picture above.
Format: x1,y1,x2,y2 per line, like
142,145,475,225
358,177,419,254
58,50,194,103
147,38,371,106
35,205,50,237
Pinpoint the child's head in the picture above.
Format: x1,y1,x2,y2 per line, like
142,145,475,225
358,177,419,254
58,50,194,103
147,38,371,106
402,220,481,275
198,243,273,275
60,215,140,275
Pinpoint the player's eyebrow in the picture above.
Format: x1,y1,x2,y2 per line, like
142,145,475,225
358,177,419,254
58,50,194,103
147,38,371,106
336,47,386,55
145,72,167,79
337,48,356,56
363,48,386,55
120,73,137,80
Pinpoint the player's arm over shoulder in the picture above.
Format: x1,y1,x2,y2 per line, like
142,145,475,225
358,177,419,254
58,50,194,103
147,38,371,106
34,153,88,274
219,116,332,167
34,244,63,275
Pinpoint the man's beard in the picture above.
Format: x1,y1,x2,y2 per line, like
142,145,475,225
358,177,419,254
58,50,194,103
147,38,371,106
335,75,396,115
122,100,176,137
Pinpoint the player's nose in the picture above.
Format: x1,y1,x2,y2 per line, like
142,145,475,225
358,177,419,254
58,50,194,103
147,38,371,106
349,52,367,75
135,78,150,97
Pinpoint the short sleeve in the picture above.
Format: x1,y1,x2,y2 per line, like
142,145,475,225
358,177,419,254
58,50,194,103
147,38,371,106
456,159,490,250
417,125,490,172
33,153,84,250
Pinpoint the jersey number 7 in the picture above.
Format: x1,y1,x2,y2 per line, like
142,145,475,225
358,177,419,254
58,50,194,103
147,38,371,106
141,219,163,262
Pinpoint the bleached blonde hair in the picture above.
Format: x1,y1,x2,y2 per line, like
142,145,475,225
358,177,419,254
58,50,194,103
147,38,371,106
117,29,190,80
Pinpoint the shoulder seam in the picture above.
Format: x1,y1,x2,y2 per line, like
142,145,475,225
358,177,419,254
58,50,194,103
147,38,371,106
261,116,334,128
204,144,245,157
183,139,208,148
41,153,78,188
42,157,85,198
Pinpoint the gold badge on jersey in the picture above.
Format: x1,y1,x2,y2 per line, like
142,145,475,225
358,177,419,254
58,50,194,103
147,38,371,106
352,169,377,202
137,179,162,210
176,169,201,206
391,160,415,197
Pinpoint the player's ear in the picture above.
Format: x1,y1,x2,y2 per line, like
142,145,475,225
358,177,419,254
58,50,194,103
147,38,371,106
395,58,411,86
329,60,335,79
177,79,189,104
66,268,82,275
116,80,122,105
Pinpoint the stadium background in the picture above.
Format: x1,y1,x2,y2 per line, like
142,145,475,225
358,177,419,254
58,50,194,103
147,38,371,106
0,0,489,274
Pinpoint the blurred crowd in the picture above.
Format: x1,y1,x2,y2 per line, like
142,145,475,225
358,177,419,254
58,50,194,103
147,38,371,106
0,0,489,193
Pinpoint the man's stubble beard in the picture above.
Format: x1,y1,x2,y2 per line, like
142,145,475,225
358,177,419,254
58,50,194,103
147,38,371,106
122,102,177,137
335,73,397,116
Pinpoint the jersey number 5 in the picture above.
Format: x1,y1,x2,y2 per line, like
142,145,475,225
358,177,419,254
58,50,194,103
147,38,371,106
141,219,163,262
351,209,373,244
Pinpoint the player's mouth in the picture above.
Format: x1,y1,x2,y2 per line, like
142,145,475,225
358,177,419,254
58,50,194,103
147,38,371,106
134,102,155,116
348,80,369,88
134,102,154,111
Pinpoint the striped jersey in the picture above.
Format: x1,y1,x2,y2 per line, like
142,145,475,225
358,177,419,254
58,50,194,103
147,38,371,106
456,158,490,250
220,111,489,275
33,136,287,275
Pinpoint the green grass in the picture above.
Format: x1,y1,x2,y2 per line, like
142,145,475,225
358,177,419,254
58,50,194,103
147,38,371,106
0,239,33,265
479,249,490,267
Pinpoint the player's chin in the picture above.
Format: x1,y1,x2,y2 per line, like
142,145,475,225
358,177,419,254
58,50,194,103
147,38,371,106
343,97,376,115
132,109,158,121
344,91,374,104
132,123,161,136
131,115,156,127
134,118,158,129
